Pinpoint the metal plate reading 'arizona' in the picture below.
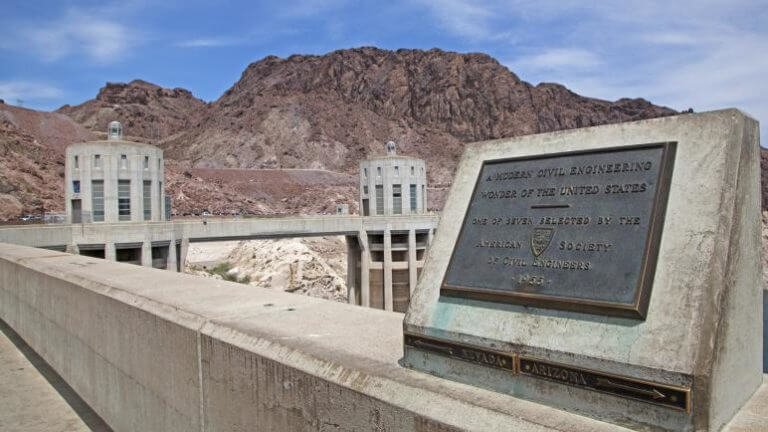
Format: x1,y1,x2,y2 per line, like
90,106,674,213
441,143,676,319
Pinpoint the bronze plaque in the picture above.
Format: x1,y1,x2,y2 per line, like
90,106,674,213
442,143,676,319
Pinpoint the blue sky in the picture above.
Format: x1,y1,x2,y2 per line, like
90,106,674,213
1,0,767,144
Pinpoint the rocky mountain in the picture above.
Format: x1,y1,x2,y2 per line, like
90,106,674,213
57,79,206,143
2,47,683,221
0,103,93,220
0,100,355,220
161,47,675,190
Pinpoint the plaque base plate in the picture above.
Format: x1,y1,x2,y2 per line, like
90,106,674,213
404,333,690,412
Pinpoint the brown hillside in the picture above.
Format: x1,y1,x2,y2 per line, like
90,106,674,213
161,47,675,192
57,79,206,143
11,47,683,220
0,104,85,219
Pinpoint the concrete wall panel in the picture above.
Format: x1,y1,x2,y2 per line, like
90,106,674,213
0,248,200,432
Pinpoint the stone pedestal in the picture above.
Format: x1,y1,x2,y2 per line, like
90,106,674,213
403,109,762,431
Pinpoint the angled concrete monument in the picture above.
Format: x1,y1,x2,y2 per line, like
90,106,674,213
403,109,762,431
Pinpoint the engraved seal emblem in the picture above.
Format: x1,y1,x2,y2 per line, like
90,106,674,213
530,228,554,257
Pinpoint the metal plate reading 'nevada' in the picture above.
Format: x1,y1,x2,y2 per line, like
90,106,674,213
441,143,676,319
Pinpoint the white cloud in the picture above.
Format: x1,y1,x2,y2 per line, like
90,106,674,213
510,48,601,72
640,32,699,46
433,0,768,144
413,0,496,40
13,8,136,64
0,81,64,105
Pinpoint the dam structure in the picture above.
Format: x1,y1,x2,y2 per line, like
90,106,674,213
0,112,765,431
1,126,438,313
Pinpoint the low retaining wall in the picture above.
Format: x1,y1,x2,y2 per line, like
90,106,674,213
0,243,764,431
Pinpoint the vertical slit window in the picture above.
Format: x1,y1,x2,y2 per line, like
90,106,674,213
120,154,127,169
118,180,131,221
94,154,101,168
375,185,384,215
92,180,104,222
143,180,152,221
410,184,417,211
158,181,163,219
393,184,402,215
74,155,79,168
143,156,149,169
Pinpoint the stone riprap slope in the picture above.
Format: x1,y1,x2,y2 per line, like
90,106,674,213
186,237,348,301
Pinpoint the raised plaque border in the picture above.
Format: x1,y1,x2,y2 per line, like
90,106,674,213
403,332,691,412
440,142,677,320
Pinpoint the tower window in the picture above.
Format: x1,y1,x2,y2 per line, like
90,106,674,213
72,180,80,194
393,184,402,215
158,181,163,219
74,155,79,169
118,180,131,221
394,166,399,177
375,185,384,215
120,154,128,169
143,156,149,169
377,166,382,177
143,180,152,221
94,154,102,168
363,185,368,195
410,166,414,175
363,168,368,178
410,184,417,211
92,180,104,221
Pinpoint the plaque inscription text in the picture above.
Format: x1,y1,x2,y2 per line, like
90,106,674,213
441,143,676,318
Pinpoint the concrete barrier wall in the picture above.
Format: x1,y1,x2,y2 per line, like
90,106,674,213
0,243,763,432
0,246,201,431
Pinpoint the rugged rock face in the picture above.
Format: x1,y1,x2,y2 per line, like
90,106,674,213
165,166,357,216
162,47,676,191
0,105,93,220
6,47,681,221
57,80,206,143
